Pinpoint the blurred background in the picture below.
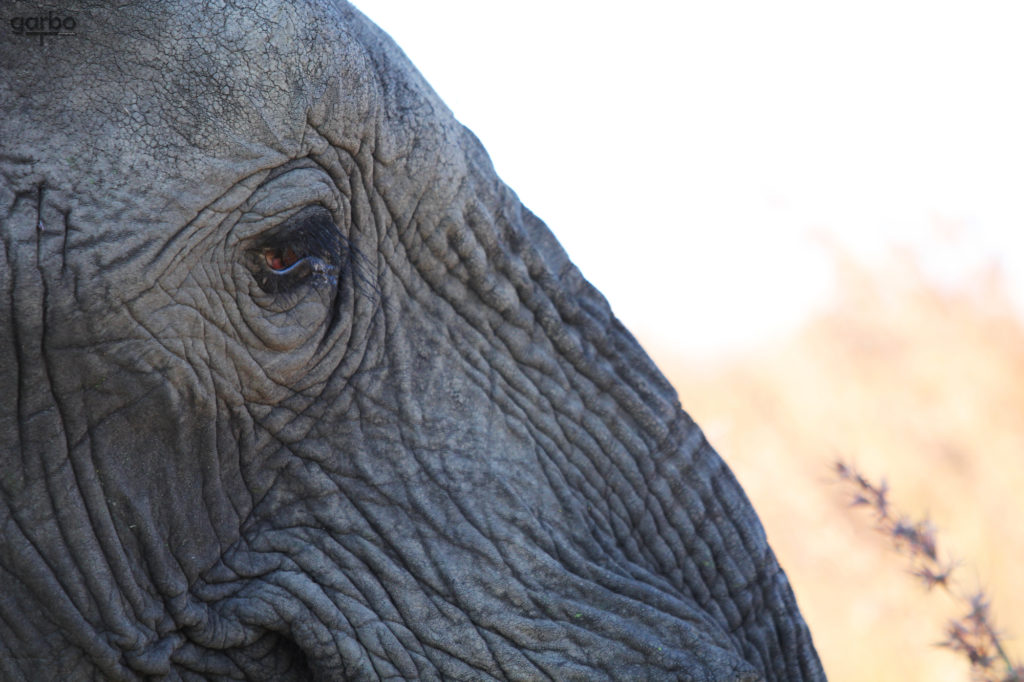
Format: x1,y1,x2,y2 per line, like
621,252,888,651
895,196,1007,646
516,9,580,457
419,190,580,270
352,2,1024,679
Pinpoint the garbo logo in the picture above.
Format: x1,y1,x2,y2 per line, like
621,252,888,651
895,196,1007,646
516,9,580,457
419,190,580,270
10,11,77,45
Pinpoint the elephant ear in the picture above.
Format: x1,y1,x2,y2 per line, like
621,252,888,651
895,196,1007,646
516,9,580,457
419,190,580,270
336,5,824,679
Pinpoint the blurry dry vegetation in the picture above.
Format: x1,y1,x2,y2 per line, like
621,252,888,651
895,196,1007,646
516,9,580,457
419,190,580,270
651,249,1024,681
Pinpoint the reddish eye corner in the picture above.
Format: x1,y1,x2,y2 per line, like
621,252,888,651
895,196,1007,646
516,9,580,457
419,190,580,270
264,246,300,271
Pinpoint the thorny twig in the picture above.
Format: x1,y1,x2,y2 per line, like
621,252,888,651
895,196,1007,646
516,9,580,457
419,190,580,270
835,460,1022,682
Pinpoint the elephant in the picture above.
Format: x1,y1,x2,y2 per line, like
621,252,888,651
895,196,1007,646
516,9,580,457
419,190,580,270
0,1,825,680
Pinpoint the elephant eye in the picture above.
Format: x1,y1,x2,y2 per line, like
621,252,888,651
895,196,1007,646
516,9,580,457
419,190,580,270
263,246,300,272
248,206,344,295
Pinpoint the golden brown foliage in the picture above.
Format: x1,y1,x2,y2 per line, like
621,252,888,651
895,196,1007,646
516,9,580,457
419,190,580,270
652,252,1024,681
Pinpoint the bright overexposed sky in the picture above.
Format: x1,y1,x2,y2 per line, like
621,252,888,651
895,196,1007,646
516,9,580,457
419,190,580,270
350,1,1024,355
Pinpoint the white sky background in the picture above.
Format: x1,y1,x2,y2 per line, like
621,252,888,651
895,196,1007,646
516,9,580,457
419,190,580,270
350,1,1024,356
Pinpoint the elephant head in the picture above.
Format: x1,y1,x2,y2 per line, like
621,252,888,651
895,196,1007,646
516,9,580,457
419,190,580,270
0,2,825,679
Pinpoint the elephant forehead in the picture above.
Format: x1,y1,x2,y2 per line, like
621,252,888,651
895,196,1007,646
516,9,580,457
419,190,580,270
0,1,380,241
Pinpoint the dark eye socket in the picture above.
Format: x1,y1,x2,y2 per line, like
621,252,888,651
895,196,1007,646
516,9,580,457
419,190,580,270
248,206,345,294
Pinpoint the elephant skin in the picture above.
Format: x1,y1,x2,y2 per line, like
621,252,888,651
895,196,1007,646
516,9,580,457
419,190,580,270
0,1,826,680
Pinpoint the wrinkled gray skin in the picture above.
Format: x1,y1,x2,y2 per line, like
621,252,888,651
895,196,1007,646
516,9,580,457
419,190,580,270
0,2,825,680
